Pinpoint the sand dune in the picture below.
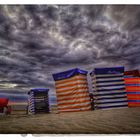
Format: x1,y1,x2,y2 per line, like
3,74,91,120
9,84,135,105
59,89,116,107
0,107,140,134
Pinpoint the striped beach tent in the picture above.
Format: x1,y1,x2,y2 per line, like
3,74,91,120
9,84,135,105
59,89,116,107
28,88,49,114
53,68,91,113
91,66,128,110
124,70,140,107
124,70,140,78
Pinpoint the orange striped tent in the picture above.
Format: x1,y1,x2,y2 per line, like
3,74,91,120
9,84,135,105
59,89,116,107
53,68,91,113
124,70,140,107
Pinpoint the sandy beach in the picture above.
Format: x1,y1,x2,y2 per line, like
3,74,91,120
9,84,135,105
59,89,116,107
0,107,140,134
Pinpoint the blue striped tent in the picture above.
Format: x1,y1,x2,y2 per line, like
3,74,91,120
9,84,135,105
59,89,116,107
28,88,50,114
91,66,128,110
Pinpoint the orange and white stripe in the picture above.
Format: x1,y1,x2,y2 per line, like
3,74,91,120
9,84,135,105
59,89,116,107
54,74,91,112
125,77,140,107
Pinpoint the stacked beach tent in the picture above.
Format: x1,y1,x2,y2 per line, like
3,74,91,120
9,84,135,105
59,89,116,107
124,70,140,107
53,68,91,112
28,88,50,114
91,66,128,109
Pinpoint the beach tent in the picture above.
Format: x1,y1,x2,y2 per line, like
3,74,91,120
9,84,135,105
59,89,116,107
53,68,91,112
124,70,140,107
0,98,11,114
91,66,128,109
0,98,8,107
28,88,49,114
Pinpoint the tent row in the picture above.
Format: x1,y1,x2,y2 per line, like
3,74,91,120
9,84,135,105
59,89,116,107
27,67,140,114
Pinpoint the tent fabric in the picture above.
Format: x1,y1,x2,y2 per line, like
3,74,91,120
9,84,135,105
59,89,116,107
124,70,140,107
0,98,8,107
124,70,140,78
53,68,91,113
91,67,128,110
28,88,49,94
28,91,35,114
53,68,88,81
28,88,49,114
94,67,124,75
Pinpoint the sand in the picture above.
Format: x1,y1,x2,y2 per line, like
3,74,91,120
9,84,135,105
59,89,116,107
0,107,140,134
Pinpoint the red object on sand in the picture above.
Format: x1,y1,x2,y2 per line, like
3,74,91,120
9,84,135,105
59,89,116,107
0,98,9,107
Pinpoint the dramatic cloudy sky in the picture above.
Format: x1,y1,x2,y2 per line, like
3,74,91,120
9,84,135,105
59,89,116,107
0,5,140,104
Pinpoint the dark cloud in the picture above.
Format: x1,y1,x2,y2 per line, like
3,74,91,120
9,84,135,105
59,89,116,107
108,5,140,31
0,5,140,103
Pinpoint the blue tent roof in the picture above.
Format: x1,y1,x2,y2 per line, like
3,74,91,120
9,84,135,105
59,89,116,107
28,88,49,94
94,66,124,75
52,68,88,81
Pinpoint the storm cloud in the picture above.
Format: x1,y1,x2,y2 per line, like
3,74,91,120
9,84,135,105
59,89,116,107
0,5,140,103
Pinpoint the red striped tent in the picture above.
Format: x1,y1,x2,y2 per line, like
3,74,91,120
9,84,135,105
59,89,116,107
124,70,140,107
53,68,91,113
